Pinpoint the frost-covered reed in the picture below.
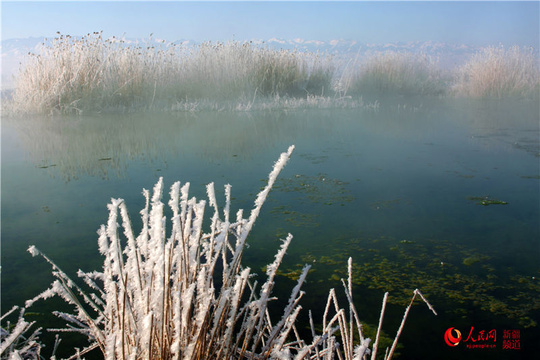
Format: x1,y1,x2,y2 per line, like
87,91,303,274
452,45,540,99
19,146,437,360
10,32,335,114
339,51,446,97
0,306,47,359
8,32,538,114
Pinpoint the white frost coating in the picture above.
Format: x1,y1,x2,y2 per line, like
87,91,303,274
26,246,39,257
105,198,122,245
265,234,293,278
140,312,153,359
0,318,31,354
243,145,294,240
206,182,218,211
21,145,435,360
224,184,232,222
271,305,302,355
353,338,372,360
97,225,109,255
151,177,164,205
179,182,190,225
24,287,56,308
104,332,116,360
236,208,243,223
168,181,181,216
415,289,438,315
8,350,24,360
223,268,250,340
270,347,292,360
119,201,136,254
179,283,196,341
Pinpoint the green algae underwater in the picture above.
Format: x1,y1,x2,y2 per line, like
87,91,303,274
262,162,539,327
264,171,537,327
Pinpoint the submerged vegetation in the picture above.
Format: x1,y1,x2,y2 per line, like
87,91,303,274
467,196,508,206
265,168,539,330
279,235,540,329
2,147,438,359
5,32,539,114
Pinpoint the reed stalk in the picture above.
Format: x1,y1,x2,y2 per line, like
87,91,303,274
341,51,446,97
10,33,336,114
7,33,538,115
452,45,540,99
17,146,437,359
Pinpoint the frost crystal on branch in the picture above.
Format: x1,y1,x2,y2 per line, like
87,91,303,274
24,145,436,360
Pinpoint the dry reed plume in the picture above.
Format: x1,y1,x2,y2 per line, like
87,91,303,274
339,51,446,97
6,147,436,360
10,32,335,114
8,33,538,115
453,45,540,99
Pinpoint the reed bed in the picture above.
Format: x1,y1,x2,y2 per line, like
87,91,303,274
452,45,540,99
7,33,539,115
9,147,437,359
339,51,447,97
10,32,335,114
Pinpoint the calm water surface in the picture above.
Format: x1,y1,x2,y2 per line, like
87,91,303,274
2,98,539,359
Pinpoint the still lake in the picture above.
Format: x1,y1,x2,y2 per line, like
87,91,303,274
2,97,539,359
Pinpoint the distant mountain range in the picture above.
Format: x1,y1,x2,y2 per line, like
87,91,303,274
0,36,484,88
264,38,478,69
266,37,477,55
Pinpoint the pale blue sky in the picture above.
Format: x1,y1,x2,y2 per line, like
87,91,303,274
1,1,539,47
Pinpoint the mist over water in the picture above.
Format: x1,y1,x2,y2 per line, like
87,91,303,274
3,33,538,117
2,96,539,359
1,2,539,356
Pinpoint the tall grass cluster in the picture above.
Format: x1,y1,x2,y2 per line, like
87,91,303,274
7,33,538,114
10,32,334,114
452,45,540,99
339,52,446,97
3,147,437,359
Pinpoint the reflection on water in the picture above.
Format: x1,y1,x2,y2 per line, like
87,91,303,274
2,98,539,359
6,99,538,181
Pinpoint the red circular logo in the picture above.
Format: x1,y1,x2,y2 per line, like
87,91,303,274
444,327,461,347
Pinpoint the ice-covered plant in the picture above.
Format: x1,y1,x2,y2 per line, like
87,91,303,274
26,146,310,359
453,45,540,99
25,146,436,359
0,306,46,359
10,33,336,114
340,51,446,97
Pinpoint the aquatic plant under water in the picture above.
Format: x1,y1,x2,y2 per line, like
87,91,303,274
292,236,540,329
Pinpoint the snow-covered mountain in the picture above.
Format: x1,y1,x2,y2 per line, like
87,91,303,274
269,37,473,53
263,38,477,68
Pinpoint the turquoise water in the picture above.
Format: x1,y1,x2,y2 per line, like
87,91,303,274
2,98,539,359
